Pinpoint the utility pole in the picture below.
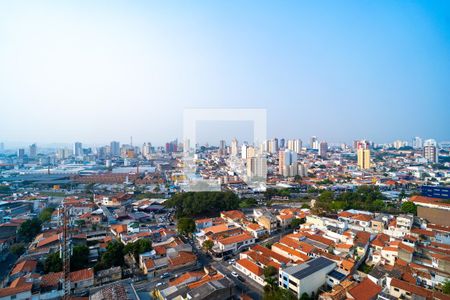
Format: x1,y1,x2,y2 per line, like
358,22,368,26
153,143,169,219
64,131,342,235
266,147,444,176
61,204,71,299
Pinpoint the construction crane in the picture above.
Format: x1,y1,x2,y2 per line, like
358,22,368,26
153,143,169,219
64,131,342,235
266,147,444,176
60,204,71,299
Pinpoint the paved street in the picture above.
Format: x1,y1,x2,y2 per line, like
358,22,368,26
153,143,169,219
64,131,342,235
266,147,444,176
212,261,262,300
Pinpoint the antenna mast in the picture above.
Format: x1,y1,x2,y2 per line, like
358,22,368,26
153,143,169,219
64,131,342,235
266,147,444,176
61,204,71,299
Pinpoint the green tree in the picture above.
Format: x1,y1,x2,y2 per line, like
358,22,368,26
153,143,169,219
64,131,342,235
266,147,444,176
165,191,240,218
71,245,90,271
124,239,152,261
44,252,63,273
300,293,311,300
263,265,277,278
290,218,305,229
10,243,25,256
96,240,125,270
18,218,42,242
239,198,258,209
202,240,214,252
38,207,55,223
442,280,450,295
263,286,297,300
177,217,196,236
401,201,417,215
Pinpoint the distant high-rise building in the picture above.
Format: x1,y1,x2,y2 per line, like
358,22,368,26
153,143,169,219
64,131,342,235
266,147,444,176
0,142,4,153
357,148,371,169
423,139,438,163
280,138,285,149
17,148,25,159
219,140,226,155
247,154,267,178
354,140,370,150
297,163,308,177
287,139,302,154
74,142,83,157
165,139,178,153
241,144,248,159
110,141,120,157
412,137,423,149
318,141,328,157
231,138,239,157
142,142,152,158
29,143,37,159
310,136,317,149
393,140,408,149
97,146,107,159
279,149,298,177
268,138,279,154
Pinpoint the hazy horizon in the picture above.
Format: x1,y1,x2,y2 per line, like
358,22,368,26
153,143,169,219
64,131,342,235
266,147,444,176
1,1,449,146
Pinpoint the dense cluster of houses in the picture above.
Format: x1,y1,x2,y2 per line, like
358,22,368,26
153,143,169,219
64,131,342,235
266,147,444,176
189,199,450,300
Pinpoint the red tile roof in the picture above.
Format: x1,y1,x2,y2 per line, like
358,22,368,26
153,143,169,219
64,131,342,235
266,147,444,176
237,258,264,276
398,242,414,253
169,251,197,267
272,242,310,262
0,283,32,297
41,272,63,287
218,232,253,245
169,271,205,287
348,278,381,300
70,268,94,282
251,244,290,264
390,278,433,299
37,234,60,248
11,260,37,275
338,211,354,218
411,196,450,208
221,210,246,220
352,214,373,222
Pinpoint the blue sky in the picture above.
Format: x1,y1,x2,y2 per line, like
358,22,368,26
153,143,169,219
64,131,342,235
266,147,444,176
0,1,449,146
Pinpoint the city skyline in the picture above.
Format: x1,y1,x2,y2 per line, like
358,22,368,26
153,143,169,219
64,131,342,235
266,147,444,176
1,1,450,144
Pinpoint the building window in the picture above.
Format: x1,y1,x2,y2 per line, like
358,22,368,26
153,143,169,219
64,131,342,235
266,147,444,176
289,279,297,287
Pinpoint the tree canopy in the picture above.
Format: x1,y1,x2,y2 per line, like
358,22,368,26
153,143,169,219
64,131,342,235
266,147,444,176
38,207,55,223
315,186,388,213
202,240,214,251
44,252,63,273
401,201,417,215
263,265,277,278
165,191,240,218
263,286,297,300
18,218,42,242
95,240,125,271
10,243,25,256
71,245,90,271
442,280,450,295
124,239,152,261
239,198,258,209
290,218,305,229
177,217,196,236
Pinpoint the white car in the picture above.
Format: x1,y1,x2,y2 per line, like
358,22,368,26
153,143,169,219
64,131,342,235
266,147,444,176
156,282,163,287
228,259,236,265
231,271,238,277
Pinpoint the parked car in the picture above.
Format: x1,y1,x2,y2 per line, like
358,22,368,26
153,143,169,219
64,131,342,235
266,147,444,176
160,272,171,279
231,271,238,278
237,275,245,282
228,259,236,265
